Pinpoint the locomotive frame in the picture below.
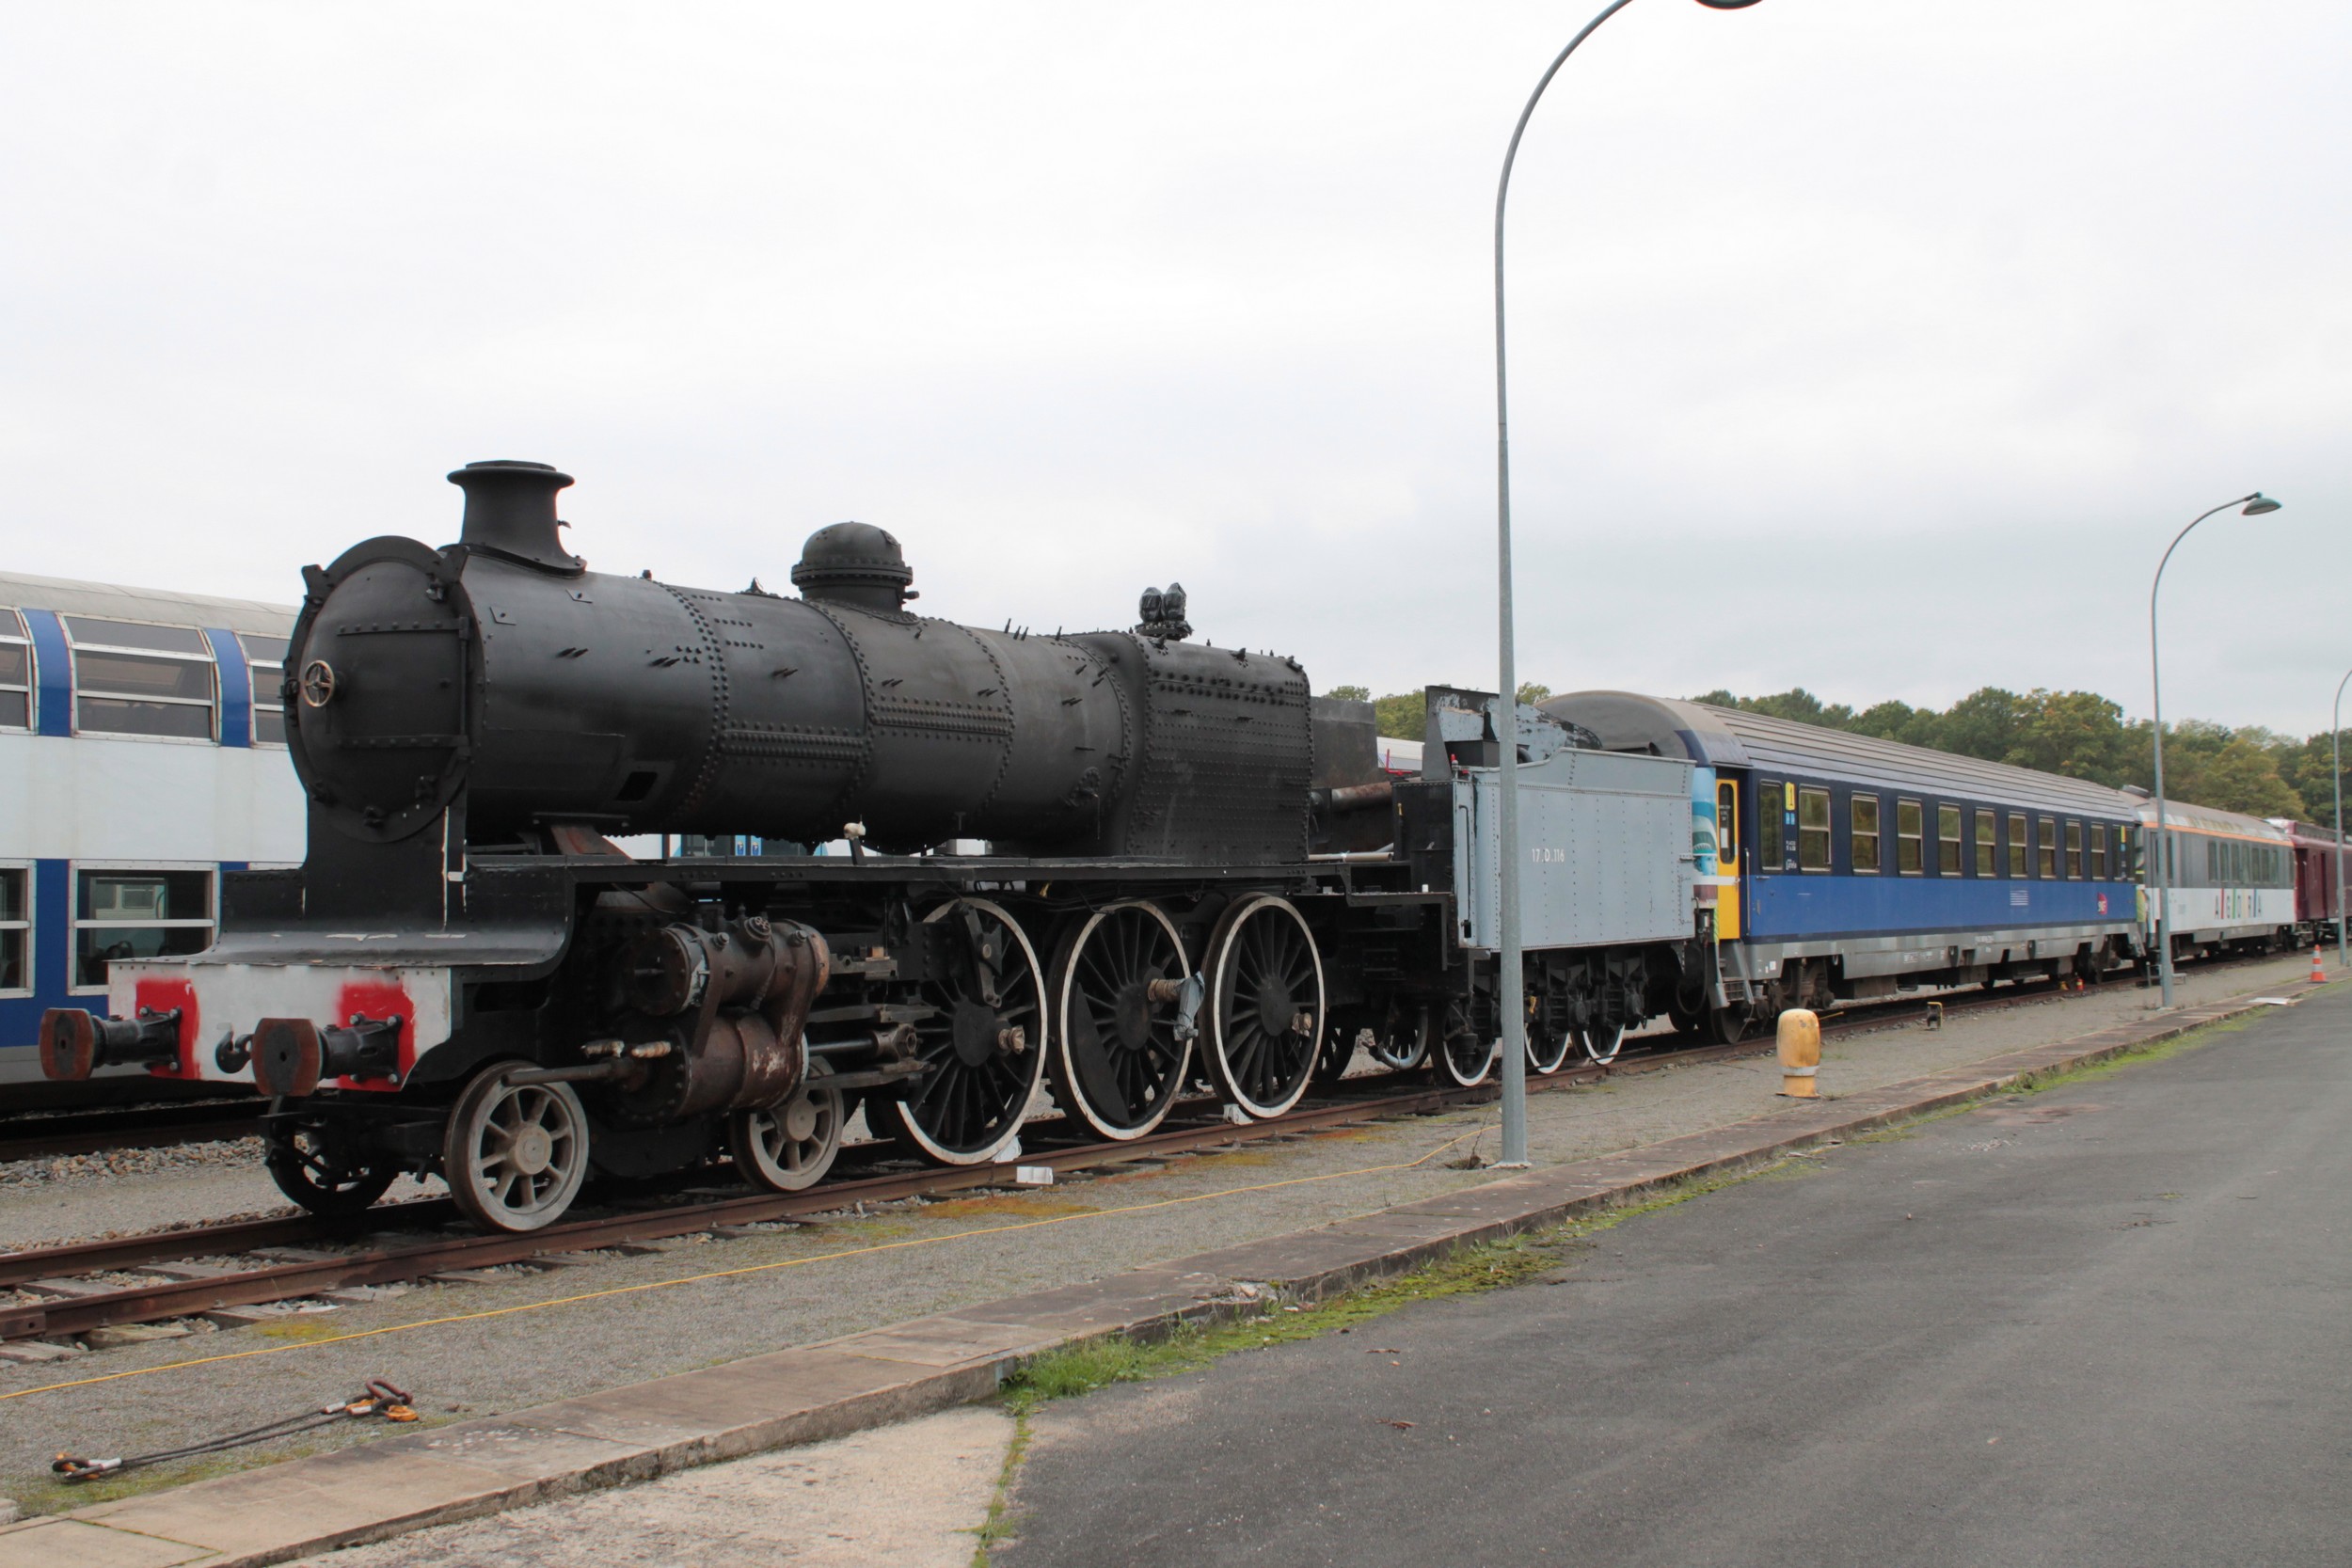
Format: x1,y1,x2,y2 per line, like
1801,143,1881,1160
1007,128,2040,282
38,460,1706,1233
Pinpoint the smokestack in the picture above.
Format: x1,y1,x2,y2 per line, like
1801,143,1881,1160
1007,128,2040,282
448,460,582,572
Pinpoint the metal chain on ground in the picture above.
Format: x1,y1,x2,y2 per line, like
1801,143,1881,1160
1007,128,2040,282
50,1379,417,1481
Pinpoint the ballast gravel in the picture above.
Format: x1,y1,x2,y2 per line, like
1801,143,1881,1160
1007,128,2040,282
0,954,2314,1517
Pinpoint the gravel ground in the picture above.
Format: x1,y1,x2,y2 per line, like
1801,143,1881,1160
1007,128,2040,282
283,1403,1014,1568
0,954,2311,1516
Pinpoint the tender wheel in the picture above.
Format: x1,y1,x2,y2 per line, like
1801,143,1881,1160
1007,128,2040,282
1203,895,1326,1120
1365,998,1433,1071
1048,901,1196,1140
1577,1020,1627,1065
265,1116,397,1218
441,1067,591,1233
730,1061,844,1192
1526,1015,1573,1077
1433,1002,1494,1087
877,898,1047,1165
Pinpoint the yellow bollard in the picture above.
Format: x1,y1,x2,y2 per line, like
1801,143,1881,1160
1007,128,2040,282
1776,1008,1820,1098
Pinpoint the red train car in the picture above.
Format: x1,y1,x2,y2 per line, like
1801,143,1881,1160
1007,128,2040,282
2274,819,2348,942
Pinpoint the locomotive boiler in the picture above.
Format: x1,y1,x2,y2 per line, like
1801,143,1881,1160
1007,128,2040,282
300,460,1311,863
40,460,1708,1234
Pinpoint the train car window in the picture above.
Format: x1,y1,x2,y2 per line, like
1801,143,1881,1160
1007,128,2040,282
64,617,216,740
1757,780,1783,870
2205,839,2217,884
240,633,290,746
2065,821,2083,879
1938,805,1962,874
1715,781,1739,860
1851,795,1881,873
2008,813,2028,877
2091,824,2107,879
2038,817,2058,879
0,865,28,992
1897,799,1924,874
1797,788,1831,872
1976,808,1997,876
0,609,29,730
72,868,215,990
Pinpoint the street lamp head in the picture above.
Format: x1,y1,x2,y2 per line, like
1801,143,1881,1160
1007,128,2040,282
2242,493,2282,515
1693,0,1766,7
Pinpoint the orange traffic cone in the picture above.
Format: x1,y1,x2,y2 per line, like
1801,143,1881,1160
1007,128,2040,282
2312,948,2328,985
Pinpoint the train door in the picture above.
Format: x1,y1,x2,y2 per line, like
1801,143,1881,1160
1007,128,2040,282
1715,778,1741,941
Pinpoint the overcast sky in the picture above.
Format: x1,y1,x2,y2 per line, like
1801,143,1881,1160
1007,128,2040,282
4,3,2344,735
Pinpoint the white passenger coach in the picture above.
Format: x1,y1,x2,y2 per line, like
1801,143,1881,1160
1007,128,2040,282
2137,797,2299,958
1,573,305,1106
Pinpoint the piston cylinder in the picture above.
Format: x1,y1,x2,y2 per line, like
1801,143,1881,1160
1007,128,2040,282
604,916,831,1123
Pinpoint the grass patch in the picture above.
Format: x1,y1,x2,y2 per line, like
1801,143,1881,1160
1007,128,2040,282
2011,1012,2254,1096
1000,1161,1790,1414
966,1403,1034,1566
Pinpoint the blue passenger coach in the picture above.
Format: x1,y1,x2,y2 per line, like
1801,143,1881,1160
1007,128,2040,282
1544,693,2143,1042
1,573,305,1108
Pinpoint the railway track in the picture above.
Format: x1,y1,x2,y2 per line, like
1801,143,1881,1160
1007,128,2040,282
0,1033,1776,1346
0,1100,262,1165
0,952,2301,1349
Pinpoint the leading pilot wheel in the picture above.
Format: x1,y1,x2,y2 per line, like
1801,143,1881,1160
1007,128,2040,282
442,1066,592,1233
265,1116,398,1218
1048,901,1195,1140
730,1060,845,1192
877,898,1047,1165
1203,895,1326,1120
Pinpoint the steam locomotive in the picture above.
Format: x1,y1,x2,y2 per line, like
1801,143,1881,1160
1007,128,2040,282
35,460,1703,1230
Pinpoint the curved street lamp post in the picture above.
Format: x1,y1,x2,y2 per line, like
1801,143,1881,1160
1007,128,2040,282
2147,493,2280,1010
1492,0,1763,1166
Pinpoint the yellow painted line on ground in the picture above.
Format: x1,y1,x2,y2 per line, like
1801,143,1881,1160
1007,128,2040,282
2,1125,1492,1403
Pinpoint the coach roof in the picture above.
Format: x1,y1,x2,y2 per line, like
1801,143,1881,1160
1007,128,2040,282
0,571,295,640
1542,690,2143,818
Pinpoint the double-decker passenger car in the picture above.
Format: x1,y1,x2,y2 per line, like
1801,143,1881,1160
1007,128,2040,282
0,574,304,1107
1542,693,2144,1042
2137,800,2297,958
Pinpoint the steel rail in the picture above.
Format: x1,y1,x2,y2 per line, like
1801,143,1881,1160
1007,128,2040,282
0,1038,1772,1340
0,948,2292,1341
0,1101,263,1164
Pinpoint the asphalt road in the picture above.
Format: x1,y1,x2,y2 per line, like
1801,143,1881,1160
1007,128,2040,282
1002,990,2351,1568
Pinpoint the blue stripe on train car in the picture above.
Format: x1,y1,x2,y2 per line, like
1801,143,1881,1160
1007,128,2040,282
204,627,251,749
22,608,71,737
1747,871,2133,942
1,859,75,1061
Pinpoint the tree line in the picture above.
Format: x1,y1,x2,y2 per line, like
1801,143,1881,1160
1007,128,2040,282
1323,683,2350,824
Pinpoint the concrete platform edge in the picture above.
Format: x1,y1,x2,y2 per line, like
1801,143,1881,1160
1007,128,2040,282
1,989,2287,1568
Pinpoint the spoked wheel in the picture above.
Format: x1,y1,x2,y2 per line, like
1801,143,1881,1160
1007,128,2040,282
1312,1008,1365,1089
1048,901,1195,1140
730,1060,845,1192
1203,895,1326,1120
442,1067,592,1232
265,1115,397,1218
1365,998,1433,1072
877,898,1047,1165
1433,1002,1494,1087
1526,1016,1573,1077
1577,1020,1627,1065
